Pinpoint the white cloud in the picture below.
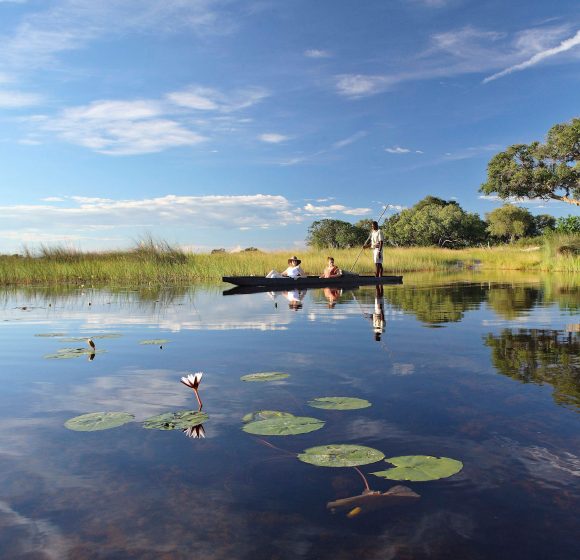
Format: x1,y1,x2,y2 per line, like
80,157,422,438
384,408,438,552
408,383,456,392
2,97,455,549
40,197,65,202
385,146,411,154
484,29,580,82
443,144,501,161
1,0,232,70
304,49,332,58
303,203,371,216
0,194,303,238
332,131,367,149
259,133,289,144
0,89,43,108
167,85,269,113
334,24,580,98
281,131,366,166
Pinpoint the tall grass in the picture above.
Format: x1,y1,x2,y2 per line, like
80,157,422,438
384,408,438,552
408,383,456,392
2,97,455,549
1,237,579,286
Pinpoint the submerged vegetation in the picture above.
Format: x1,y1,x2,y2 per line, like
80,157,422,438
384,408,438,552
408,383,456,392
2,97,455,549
1,234,579,286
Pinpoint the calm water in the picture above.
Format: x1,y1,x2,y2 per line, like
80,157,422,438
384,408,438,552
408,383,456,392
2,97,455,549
0,274,578,560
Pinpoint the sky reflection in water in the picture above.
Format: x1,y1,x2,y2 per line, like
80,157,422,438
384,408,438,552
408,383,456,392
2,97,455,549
0,275,578,559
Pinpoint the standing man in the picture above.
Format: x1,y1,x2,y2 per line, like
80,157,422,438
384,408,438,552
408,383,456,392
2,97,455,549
370,221,383,277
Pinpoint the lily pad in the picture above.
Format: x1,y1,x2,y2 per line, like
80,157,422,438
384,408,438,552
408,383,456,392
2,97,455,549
44,348,106,359
65,412,134,431
242,410,295,423
372,455,463,481
143,410,209,430
60,334,122,342
35,333,67,337
307,397,372,410
243,416,324,436
240,372,289,382
298,444,385,467
140,339,170,345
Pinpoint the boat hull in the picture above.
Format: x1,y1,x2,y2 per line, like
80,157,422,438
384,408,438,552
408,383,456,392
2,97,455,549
222,275,403,289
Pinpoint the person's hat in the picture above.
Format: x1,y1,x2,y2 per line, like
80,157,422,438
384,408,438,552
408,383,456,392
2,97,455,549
288,255,301,265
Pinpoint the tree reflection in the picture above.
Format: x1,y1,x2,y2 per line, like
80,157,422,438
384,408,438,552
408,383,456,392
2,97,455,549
382,283,488,325
486,286,542,320
484,329,580,409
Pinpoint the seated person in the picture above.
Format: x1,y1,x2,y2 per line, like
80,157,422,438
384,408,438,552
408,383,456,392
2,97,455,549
320,256,342,278
266,256,307,278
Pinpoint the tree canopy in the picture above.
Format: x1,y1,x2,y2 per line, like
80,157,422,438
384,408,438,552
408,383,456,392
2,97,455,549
480,117,580,206
382,197,486,247
485,205,535,243
306,219,368,249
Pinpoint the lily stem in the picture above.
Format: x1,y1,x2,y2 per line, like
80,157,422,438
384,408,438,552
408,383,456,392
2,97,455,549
353,466,371,492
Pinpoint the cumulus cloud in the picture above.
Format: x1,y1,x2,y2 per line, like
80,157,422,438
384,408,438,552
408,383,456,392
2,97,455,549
335,74,394,98
303,203,371,216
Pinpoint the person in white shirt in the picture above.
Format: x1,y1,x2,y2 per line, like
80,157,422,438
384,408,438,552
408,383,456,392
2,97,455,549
370,221,384,277
266,256,307,279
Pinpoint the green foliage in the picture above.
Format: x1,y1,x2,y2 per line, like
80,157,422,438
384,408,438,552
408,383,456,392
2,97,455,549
240,372,289,382
555,215,580,234
486,205,534,243
44,348,105,359
65,412,134,431
307,396,372,410
298,444,385,467
306,219,368,249
484,329,580,409
532,214,556,236
372,455,463,481
480,117,580,205
383,197,486,248
242,416,325,436
143,410,209,430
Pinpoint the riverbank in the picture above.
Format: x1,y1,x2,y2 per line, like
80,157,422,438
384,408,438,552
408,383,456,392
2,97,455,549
1,241,579,286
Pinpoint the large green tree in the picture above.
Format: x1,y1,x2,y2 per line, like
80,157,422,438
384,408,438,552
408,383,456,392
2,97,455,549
383,197,486,247
306,219,367,249
485,205,534,243
480,117,580,206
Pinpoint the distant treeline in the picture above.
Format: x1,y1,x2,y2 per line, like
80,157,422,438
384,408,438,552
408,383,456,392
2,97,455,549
307,196,580,250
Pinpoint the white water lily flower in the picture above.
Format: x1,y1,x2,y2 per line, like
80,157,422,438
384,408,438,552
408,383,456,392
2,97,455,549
182,424,205,438
180,372,203,390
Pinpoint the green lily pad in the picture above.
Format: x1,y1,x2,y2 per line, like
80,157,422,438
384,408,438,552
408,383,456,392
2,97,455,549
298,444,385,467
307,397,372,410
240,372,289,382
65,412,134,431
371,455,463,481
44,348,106,359
242,410,295,423
243,416,324,436
35,333,67,337
140,339,170,345
60,334,122,342
143,410,209,430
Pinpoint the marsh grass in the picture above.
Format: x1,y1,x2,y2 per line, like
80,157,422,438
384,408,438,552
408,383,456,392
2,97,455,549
1,238,579,286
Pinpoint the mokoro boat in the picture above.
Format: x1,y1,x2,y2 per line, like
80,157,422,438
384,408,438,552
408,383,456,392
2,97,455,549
222,275,403,289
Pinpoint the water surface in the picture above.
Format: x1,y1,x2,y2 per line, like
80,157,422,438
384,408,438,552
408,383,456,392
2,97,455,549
0,273,578,559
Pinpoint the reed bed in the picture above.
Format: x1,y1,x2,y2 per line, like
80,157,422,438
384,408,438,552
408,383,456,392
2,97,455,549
1,237,579,286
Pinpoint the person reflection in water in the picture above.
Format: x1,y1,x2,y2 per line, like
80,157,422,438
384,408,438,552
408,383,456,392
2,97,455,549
323,287,342,308
283,289,305,310
372,285,385,341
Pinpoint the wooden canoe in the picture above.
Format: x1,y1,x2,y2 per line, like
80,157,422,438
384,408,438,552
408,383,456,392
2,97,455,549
222,274,403,289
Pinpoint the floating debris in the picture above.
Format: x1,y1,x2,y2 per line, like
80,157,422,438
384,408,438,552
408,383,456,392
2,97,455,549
327,485,420,516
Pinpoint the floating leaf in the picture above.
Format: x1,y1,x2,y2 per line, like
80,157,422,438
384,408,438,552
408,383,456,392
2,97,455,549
243,416,324,436
240,372,289,382
44,348,106,359
60,334,122,342
327,485,420,516
307,397,371,410
65,412,134,431
143,410,209,430
35,333,66,337
140,339,170,345
298,444,385,467
242,410,295,423
372,455,463,481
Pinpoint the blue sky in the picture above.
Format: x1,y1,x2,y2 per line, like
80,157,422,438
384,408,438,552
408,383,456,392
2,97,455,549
0,0,578,252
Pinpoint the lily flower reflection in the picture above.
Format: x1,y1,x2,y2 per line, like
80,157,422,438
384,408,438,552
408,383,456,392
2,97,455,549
180,372,203,390
182,424,206,439
180,372,204,410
